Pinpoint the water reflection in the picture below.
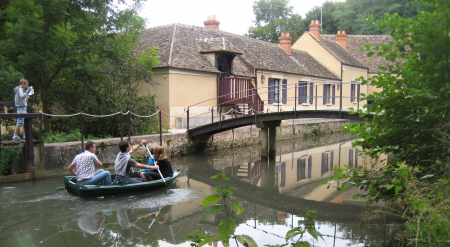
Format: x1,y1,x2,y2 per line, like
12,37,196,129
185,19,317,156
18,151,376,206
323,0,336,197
0,133,396,246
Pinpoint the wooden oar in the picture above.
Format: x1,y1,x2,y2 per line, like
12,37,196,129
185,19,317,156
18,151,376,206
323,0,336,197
144,144,170,190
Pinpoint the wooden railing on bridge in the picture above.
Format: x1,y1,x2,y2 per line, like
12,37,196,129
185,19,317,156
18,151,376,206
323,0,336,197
219,76,264,113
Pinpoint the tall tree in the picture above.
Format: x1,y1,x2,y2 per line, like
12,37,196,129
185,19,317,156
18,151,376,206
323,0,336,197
303,1,346,34
0,0,158,133
247,0,305,43
348,0,450,170
334,0,426,34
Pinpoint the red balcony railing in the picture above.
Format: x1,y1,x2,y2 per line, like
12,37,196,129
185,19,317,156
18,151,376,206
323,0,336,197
218,76,264,113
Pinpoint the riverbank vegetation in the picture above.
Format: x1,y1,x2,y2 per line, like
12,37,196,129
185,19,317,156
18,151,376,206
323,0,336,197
325,0,450,245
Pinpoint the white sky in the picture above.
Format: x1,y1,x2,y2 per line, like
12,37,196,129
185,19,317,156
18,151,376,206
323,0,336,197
139,0,346,35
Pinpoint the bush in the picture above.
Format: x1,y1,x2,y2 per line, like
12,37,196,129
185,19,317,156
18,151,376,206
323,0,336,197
1,148,21,176
42,129,112,143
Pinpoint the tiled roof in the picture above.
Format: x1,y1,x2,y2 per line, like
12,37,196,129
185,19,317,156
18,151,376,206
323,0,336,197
138,24,338,79
322,34,395,73
315,33,366,68
197,37,243,54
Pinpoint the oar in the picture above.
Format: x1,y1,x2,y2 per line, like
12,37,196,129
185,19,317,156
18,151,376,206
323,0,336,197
144,144,170,190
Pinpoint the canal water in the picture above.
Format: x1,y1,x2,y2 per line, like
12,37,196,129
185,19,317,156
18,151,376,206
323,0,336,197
0,133,399,246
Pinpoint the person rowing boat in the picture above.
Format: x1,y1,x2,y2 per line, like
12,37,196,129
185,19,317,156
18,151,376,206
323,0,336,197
114,139,159,185
140,146,173,182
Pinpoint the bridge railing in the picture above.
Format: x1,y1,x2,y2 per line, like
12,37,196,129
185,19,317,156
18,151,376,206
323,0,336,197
185,81,364,133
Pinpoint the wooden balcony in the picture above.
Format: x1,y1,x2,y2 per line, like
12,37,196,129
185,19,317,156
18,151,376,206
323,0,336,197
218,76,264,113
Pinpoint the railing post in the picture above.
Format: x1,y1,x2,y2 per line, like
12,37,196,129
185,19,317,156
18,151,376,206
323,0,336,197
315,85,318,111
159,110,162,146
187,107,190,138
40,113,43,165
24,118,36,180
211,107,214,123
339,81,343,118
120,112,123,141
80,112,84,151
243,97,246,116
128,110,131,142
294,83,297,116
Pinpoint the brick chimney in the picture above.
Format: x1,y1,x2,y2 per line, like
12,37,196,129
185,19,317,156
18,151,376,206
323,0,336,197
336,30,348,49
278,32,293,54
309,20,321,40
204,15,220,29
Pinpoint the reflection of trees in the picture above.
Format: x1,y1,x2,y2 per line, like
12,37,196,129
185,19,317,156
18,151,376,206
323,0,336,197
317,221,398,246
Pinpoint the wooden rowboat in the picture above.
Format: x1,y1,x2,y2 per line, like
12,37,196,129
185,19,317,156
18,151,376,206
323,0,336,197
63,169,180,197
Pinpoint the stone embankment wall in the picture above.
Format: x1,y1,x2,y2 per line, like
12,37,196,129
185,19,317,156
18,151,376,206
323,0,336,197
10,119,352,179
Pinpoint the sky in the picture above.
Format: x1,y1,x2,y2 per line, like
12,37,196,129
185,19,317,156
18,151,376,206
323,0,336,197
138,0,346,35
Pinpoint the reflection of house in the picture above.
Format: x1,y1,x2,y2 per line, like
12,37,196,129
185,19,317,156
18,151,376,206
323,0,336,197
138,17,394,128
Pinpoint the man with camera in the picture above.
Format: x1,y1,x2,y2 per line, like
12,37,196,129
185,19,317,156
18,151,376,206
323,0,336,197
12,78,33,141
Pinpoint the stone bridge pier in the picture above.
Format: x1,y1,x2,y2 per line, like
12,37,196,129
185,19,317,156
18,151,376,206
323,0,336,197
255,120,281,158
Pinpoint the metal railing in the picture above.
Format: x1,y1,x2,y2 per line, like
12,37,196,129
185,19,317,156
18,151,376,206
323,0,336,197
184,81,363,135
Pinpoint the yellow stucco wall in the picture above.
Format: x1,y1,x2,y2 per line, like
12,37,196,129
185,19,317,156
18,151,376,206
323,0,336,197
292,33,341,78
257,70,341,112
137,69,170,126
168,70,218,127
341,66,368,109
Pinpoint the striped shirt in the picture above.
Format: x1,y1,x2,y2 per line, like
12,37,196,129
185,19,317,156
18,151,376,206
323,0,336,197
71,150,98,181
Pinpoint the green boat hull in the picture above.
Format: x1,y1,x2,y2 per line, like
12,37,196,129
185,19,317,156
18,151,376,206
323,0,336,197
63,169,180,197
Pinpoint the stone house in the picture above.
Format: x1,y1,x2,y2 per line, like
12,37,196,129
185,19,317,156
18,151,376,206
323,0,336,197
137,17,393,128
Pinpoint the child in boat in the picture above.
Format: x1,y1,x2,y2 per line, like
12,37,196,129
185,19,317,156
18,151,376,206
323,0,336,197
140,146,173,182
139,147,155,175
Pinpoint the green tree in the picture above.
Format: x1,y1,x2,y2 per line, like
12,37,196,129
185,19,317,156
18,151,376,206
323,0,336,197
343,0,450,189
0,0,158,134
303,1,346,35
334,0,426,34
247,0,305,43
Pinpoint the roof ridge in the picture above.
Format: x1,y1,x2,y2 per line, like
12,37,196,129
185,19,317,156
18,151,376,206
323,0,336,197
148,23,283,48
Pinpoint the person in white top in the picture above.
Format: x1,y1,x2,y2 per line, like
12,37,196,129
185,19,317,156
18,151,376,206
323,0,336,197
68,141,111,185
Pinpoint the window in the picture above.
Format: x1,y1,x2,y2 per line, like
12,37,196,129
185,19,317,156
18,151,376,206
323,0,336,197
323,84,335,104
299,82,308,103
321,151,334,174
351,82,360,102
280,163,286,187
274,79,280,103
269,78,287,104
297,156,312,181
297,158,306,181
349,148,358,168
216,53,234,77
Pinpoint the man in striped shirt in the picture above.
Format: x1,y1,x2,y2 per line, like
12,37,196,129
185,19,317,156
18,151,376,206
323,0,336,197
68,141,111,185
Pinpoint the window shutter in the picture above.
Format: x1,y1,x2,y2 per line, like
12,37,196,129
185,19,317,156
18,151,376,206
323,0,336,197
323,84,327,104
297,159,302,181
351,84,354,102
321,153,326,174
298,82,303,104
309,83,314,104
268,78,274,104
330,151,334,169
357,84,360,102
332,85,336,105
355,148,358,167
308,156,312,178
349,149,353,167
282,79,287,104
